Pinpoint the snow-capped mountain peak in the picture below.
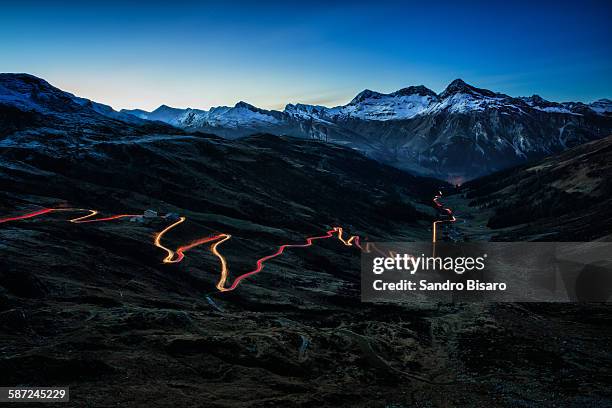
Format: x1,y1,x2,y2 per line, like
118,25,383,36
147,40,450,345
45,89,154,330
234,101,257,110
120,104,194,126
0,73,85,114
349,89,385,105
207,101,279,128
390,85,437,98
318,86,440,121
116,79,611,131
440,78,498,99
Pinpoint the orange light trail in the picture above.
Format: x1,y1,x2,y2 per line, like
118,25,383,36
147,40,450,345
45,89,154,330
0,207,140,225
69,210,139,224
211,234,232,291
336,226,359,247
174,234,228,264
67,209,99,223
148,210,417,292
154,224,362,292
432,191,457,243
153,216,187,263
150,217,367,292
1,206,386,293
153,216,230,265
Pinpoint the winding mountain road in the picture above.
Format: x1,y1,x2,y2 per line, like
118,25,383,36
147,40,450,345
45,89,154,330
1,192,453,293
0,207,362,292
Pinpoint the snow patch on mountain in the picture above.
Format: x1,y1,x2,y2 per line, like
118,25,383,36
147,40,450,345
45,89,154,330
589,98,612,114
429,92,510,114
204,102,280,128
284,86,440,121
535,106,578,115
284,103,330,120
2,73,610,181
328,92,437,120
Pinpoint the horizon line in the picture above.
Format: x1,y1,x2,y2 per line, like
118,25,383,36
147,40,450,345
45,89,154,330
5,72,610,113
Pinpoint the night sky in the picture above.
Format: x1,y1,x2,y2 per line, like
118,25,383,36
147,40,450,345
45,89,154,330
2,0,610,110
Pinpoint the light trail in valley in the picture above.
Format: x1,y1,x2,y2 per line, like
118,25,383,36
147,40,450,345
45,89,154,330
1,207,363,292
210,234,232,291
0,208,54,223
70,212,139,223
153,216,187,263
153,219,362,292
0,207,140,224
432,190,457,243
67,209,99,223
1,203,418,293
152,216,231,266
218,227,359,292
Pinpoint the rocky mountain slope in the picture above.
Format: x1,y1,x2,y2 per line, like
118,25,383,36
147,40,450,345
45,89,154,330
0,73,179,139
122,78,612,181
458,134,612,241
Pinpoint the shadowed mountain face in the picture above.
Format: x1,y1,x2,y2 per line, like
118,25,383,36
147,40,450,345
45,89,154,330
0,73,181,139
461,135,612,241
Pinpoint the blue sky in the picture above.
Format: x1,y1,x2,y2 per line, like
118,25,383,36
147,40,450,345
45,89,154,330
2,0,610,110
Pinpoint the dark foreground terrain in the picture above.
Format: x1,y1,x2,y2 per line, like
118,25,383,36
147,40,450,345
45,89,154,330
1,130,611,407
1,82,611,406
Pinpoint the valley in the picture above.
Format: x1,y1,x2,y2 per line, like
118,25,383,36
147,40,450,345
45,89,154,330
1,131,611,407
1,73,611,407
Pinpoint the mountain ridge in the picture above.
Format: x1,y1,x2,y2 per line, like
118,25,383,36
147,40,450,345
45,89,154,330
121,78,611,124
2,73,611,180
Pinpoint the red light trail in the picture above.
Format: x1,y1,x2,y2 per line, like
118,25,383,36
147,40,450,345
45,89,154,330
0,208,54,224
219,227,356,292
0,208,140,224
1,206,365,292
1,198,446,293
153,220,361,292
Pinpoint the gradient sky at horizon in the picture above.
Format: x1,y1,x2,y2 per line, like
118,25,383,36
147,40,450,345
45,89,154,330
2,0,611,111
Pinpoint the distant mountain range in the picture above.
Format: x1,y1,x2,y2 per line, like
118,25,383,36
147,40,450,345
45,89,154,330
1,73,611,180
122,79,612,181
